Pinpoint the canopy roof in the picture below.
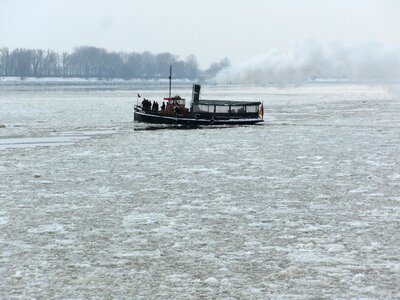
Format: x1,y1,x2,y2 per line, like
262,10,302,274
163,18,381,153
196,99,261,106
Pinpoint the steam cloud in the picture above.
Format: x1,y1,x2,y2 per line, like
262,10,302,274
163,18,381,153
216,40,400,87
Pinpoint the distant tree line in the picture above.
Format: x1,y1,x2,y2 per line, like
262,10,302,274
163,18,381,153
0,46,230,79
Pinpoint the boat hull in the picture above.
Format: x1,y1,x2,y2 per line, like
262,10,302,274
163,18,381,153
134,110,263,126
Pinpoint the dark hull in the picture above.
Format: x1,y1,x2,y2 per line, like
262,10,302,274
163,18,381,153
134,111,263,126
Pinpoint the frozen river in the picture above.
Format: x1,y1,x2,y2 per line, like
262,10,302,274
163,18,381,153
1,82,399,298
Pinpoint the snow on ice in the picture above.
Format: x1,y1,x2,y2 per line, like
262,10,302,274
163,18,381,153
0,83,399,298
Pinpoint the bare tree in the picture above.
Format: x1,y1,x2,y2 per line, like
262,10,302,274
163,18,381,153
0,48,9,76
0,45,228,79
42,49,60,76
10,48,32,77
32,49,44,76
62,52,70,77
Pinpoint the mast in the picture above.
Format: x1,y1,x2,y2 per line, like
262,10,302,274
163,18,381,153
168,65,172,99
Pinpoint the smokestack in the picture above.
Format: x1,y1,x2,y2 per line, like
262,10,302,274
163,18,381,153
192,84,201,103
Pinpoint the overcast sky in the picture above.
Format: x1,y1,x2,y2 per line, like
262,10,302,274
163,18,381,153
1,0,399,68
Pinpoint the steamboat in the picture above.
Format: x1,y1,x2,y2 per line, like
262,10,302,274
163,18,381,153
134,66,264,126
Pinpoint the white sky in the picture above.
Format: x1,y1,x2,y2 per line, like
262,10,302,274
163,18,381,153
1,0,399,68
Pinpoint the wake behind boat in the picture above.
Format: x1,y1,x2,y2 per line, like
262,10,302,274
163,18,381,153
134,66,264,126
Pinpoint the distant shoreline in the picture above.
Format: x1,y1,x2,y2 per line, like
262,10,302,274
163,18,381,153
0,76,198,89
1,76,395,86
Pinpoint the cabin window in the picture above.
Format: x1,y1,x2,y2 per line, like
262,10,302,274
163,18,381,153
215,106,229,113
246,105,258,113
198,104,212,113
198,105,206,112
231,106,245,113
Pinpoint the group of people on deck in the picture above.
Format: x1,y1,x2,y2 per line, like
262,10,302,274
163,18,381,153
141,98,167,112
